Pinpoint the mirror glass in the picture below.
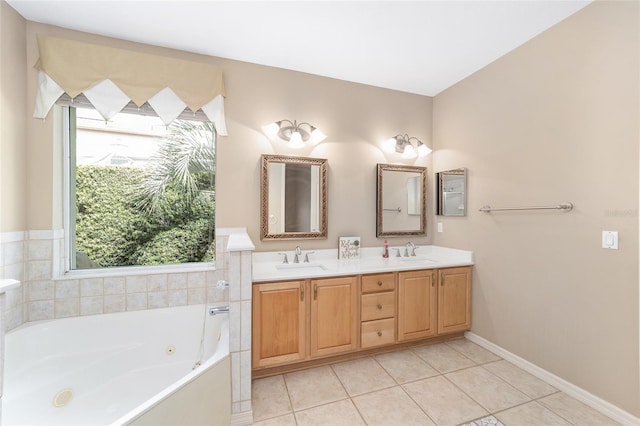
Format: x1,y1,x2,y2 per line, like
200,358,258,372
261,154,328,240
436,168,467,216
376,164,427,237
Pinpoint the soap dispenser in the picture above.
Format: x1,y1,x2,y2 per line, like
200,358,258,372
382,239,389,258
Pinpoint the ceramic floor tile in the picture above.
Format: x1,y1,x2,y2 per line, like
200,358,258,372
375,349,439,384
252,375,292,421
538,392,622,425
446,366,530,412
294,399,365,426
483,360,557,399
446,339,501,364
403,375,487,426
284,365,348,411
331,357,396,396
496,401,571,425
352,385,436,426
251,413,297,426
412,342,476,373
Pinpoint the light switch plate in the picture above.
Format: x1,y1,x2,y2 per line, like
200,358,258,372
602,231,619,249
437,222,443,233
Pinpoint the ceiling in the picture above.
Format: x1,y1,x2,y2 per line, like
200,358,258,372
8,1,591,96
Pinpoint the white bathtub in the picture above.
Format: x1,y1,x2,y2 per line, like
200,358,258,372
3,304,230,426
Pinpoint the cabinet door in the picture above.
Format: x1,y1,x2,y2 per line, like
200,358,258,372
397,270,437,342
252,281,307,369
310,276,358,358
438,267,471,334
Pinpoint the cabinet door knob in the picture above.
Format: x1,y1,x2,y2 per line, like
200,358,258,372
377,281,383,286
377,304,383,310
314,283,318,300
377,331,382,337
300,283,304,301
441,272,445,286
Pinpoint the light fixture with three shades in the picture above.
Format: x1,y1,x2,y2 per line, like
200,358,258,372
382,134,431,159
262,119,327,148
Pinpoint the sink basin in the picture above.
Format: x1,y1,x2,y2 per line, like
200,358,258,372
275,262,328,273
397,256,435,263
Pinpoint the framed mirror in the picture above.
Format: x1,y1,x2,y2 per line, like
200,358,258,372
436,168,467,216
376,164,427,237
260,154,328,240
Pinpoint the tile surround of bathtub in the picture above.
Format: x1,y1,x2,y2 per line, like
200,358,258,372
228,245,254,419
0,230,232,330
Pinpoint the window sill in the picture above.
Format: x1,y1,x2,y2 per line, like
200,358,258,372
53,262,216,281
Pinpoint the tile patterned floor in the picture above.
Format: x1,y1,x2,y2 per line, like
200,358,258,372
251,339,621,426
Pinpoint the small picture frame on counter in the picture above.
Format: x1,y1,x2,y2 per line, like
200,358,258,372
338,236,361,259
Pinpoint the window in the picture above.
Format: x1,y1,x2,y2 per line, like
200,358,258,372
66,106,216,270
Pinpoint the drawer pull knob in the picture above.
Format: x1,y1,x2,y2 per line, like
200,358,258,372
377,331,382,337
377,304,383,310
377,281,383,286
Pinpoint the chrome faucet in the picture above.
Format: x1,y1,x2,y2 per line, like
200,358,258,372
404,242,417,257
209,305,229,316
294,246,302,263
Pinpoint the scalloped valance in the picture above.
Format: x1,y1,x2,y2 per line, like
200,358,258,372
32,35,228,135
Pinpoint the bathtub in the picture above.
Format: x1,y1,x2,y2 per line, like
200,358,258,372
3,304,230,426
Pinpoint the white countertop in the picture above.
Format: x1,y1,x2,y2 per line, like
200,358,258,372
252,245,474,282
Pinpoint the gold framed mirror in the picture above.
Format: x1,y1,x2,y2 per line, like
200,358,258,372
376,163,427,237
260,155,328,240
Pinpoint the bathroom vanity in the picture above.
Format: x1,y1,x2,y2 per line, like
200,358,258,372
251,246,473,375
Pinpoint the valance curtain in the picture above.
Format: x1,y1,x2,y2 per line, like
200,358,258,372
33,35,228,135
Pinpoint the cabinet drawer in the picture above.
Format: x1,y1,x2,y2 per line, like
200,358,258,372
361,292,395,321
362,273,395,293
361,318,395,348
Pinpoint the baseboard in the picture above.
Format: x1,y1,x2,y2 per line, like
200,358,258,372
230,410,253,426
465,332,640,426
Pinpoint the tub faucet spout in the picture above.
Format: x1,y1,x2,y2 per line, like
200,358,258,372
209,306,230,316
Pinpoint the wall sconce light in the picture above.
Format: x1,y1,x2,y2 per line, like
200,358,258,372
381,134,431,159
262,119,327,148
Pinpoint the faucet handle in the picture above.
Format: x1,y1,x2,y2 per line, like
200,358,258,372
411,246,419,256
404,247,409,257
394,248,401,257
277,252,289,264
304,251,315,263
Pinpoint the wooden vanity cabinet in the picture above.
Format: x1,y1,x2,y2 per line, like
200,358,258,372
360,273,396,349
397,266,472,341
397,270,437,342
252,266,471,371
253,276,358,369
437,266,471,334
310,276,359,358
252,280,307,369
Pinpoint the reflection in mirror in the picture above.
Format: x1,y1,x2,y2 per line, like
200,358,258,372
436,168,467,216
376,164,427,237
261,155,327,240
